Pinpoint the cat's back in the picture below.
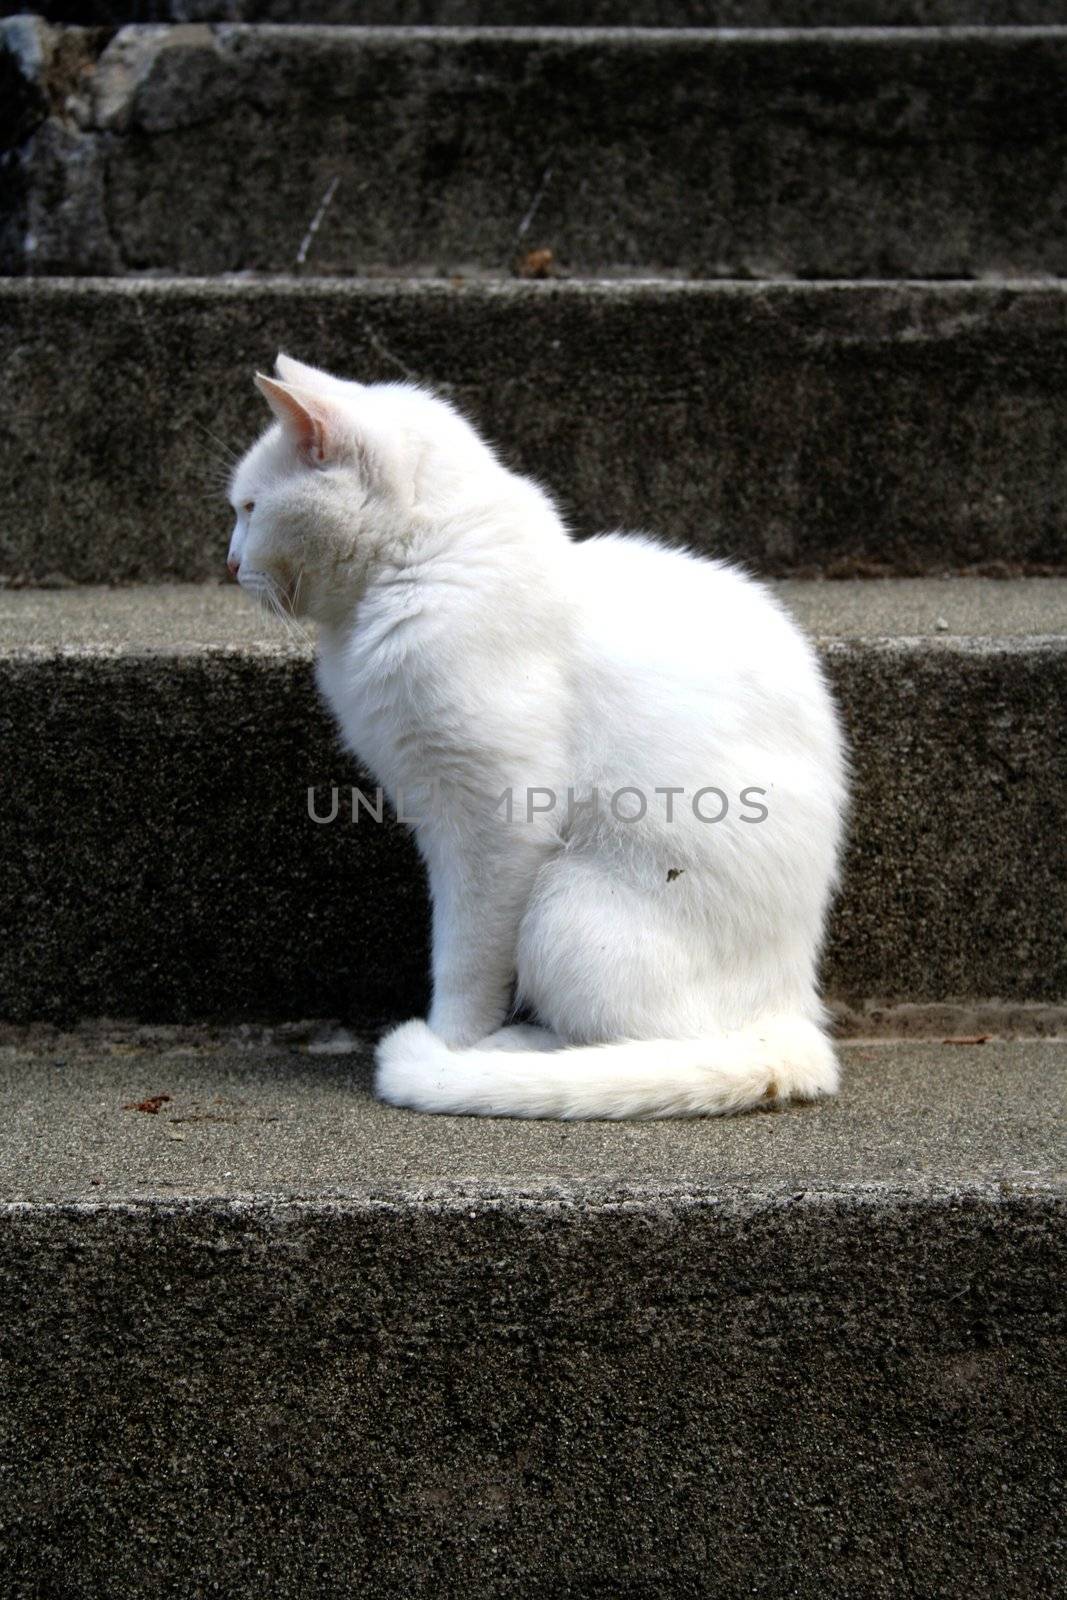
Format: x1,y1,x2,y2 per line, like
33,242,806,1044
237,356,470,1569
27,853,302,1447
562,531,844,868
570,533,818,690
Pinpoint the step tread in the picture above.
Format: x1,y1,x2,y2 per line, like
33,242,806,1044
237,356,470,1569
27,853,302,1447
2,1034,1063,1206
14,18,1067,42
2,579,1065,655
20,20,1067,41
2,1028,1062,1599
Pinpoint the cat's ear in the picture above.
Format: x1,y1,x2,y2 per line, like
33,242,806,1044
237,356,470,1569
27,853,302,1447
254,373,341,467
274,352,344,390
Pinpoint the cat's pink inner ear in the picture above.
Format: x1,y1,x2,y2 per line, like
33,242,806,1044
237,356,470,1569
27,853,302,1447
254,373,328,464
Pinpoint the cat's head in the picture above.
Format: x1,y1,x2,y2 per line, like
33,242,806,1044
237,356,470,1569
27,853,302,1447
227,354,498,624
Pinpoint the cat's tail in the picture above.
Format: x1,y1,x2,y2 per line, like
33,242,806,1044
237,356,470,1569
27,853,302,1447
374,1017,838,1120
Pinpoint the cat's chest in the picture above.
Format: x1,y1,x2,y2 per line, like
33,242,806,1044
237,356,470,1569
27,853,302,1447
314,631,419,788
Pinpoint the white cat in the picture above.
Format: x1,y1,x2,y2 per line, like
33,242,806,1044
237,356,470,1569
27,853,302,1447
228,354,848,1120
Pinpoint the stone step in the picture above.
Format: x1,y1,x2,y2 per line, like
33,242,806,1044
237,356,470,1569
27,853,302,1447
0,1028,1063,1596
5,21,1067,277
5,4,1062,29
3,277,1066,586
2,579,1064,1023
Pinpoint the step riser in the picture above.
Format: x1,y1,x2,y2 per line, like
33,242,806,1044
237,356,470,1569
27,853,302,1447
4,280,1067,585
1,1192,1061,1598
6,25,1067,278
2,637,1062,1021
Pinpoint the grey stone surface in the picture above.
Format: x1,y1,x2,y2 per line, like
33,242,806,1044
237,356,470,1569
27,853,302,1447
0,1036,1063,1597
2,1033,1064,1199
4,574,1067,646
6,22,1067,277
0,581,1064,1022
5,4,1064,27
4,277,1067,585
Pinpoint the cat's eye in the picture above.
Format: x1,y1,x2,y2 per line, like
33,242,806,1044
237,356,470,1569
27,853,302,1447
242,500,255,514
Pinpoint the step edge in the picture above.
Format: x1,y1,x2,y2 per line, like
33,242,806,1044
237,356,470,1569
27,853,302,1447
3,1174,1064,1219
69,21,1067,44
4,275,1067,297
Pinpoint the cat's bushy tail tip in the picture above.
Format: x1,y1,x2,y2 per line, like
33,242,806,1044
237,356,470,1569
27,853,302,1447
376,1019,452,1109
374,1016,838,1121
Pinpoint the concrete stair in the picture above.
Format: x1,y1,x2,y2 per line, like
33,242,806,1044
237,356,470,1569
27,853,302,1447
0,1028,1064,1597
5,21,1067,277
2,578,1065,1024
1,2,1064,1593
3,278,1067,584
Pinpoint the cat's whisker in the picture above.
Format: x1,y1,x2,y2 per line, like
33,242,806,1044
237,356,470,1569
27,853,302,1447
263,568,304,636
201,466,238,499
284,604,314,652
284,569,314,649
267,589,293,639
251,572,311,651
194,421,241,465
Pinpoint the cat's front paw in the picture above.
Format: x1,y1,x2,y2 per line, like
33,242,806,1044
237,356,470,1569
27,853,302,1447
427,1001,505,1049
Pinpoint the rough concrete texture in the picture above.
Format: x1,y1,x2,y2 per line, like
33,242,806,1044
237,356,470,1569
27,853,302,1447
5,5,1064,28
0,1037,1063,1597
0,581,1064,1022
3,278,1067,585
5,23,1067,278
5,573,1066,646
3,1033,1064,1199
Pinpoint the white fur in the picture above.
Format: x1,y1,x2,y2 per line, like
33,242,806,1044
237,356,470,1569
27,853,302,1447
230,354,848,1120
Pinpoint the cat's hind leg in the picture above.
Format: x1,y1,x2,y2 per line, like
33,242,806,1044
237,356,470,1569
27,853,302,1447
515,849,825,1043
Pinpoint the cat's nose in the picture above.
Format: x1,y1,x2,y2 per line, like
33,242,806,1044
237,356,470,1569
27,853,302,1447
227,557,240,580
